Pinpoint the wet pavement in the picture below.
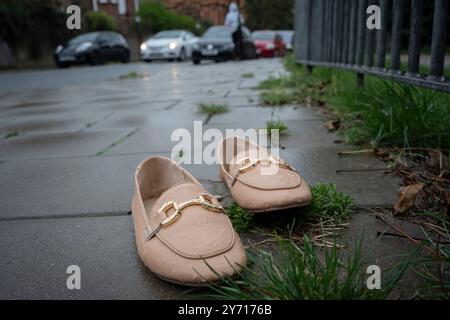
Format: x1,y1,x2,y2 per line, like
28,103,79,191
0,59,403,299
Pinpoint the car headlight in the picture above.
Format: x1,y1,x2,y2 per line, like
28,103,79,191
140,43,147,51
266,43,275,50
55,45,63,54
169,42,178,50
76,42,93,53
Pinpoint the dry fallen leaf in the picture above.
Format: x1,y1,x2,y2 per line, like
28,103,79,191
394,183,424,215
325,120,340,131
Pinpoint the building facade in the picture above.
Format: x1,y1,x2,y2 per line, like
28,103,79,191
163,0,246,25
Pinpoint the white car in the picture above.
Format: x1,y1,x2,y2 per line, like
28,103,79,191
140,30,198,62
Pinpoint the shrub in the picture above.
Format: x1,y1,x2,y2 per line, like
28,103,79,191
85,11,117,31
0,0,70,60
137,0,198,35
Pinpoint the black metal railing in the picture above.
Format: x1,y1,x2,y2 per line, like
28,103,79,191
294,0,449,92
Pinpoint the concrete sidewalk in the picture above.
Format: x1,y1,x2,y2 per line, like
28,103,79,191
0,59,404,299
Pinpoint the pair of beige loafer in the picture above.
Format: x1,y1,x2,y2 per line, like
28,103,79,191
131,137,312,286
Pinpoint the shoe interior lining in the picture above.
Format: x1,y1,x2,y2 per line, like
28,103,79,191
137,158,194,205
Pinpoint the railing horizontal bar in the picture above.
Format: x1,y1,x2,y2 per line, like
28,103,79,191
296,59,450,93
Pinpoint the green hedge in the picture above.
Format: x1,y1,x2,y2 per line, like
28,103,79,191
0,0,70,59
85,11,117,32
137,0,200,35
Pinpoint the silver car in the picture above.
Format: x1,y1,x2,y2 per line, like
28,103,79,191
140,30,198,62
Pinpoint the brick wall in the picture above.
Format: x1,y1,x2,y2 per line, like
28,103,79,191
163,0,246,25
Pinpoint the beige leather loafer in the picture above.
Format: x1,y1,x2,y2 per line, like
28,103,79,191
218,137,312,213
132,156,246,286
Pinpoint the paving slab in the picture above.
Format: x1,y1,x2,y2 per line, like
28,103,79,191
284,148,402,207
0,216,183,299
0,129,134,160
0,153,223,219
0,155,140,218
93,108,206,130
208,106,321,126
102,127,191,155
343,212,423,299
0,115,90,135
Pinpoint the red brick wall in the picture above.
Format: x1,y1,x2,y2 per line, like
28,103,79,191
163,0,246,25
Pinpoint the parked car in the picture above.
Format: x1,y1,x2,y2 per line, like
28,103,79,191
278,30,294,51
252,31,286,58
140,30,198,62
54,31,130,68
191,26,258,65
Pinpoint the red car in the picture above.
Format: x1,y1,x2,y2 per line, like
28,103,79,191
252,31,286,58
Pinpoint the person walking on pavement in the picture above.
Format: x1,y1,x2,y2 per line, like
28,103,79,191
225,2,245,60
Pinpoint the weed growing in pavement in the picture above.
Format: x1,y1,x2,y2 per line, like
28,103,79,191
266,120,288,136
307,183,354,223
225,184,354,234
116,71,148,80
4,131,21,139
241,72,254,79
260,89,299,105
226,203,254,232
197,103,229,116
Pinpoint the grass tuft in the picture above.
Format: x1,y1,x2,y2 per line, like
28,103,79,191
241,72,254,79
256,77,291,90
331,80,450,149
260,89,298,105
117,71,148,80
266,120,289,136
307,183,354,222
203,237,412,300
226,203,254,232
4,131,21,139
198,103,229,116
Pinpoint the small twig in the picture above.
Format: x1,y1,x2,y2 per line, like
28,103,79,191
244,239,279,249
338,149,375,156
377,231,450,245
336,168,387,173
376,215,441,258
338,147,449,156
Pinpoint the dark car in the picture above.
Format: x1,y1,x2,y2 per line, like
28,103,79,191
54,31,130,68
191,26,257,64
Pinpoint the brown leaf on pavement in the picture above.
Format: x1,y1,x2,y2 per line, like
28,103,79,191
325,120,340,131
394,183,424,215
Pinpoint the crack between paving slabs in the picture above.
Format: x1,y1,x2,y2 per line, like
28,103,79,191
0,211,132,222
78,112,114,132
95,128,140,156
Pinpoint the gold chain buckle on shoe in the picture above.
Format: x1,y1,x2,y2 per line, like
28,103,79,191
157,193,225,228
237,155,296,174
